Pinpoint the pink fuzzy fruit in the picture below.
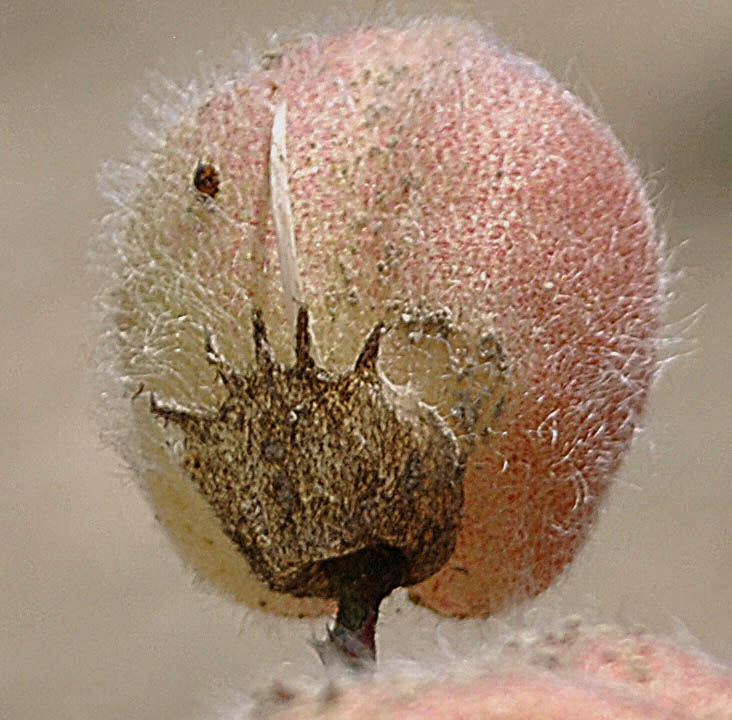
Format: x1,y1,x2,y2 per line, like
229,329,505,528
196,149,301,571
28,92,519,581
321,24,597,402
264,623,732,719
511,620,732,719
268,673,672,720
96,18,662,623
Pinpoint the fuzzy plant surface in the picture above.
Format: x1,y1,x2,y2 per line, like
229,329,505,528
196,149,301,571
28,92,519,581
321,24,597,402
257,621,732,719
95,17,663,658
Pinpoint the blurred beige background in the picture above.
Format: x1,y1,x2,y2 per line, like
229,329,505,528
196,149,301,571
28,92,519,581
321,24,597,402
1,1,730,718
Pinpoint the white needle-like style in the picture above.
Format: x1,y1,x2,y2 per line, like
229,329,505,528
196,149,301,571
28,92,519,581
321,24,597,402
270,102,303,329
269,100,321,364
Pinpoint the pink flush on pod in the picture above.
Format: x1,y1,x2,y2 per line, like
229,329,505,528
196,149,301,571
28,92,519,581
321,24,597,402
265,623,732,719
96,18,663,653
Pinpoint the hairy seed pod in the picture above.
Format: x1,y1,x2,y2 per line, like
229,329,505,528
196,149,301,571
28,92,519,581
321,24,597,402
95,18,662,622
263,623,732,719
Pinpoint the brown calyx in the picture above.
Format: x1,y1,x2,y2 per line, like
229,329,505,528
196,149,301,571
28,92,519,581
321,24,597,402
149,306,464,608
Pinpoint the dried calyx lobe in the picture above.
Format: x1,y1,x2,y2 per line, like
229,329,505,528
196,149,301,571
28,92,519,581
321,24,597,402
150,305,464,603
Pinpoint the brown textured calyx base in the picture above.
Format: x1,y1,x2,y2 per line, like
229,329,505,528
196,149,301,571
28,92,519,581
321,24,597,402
149,306,464,609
